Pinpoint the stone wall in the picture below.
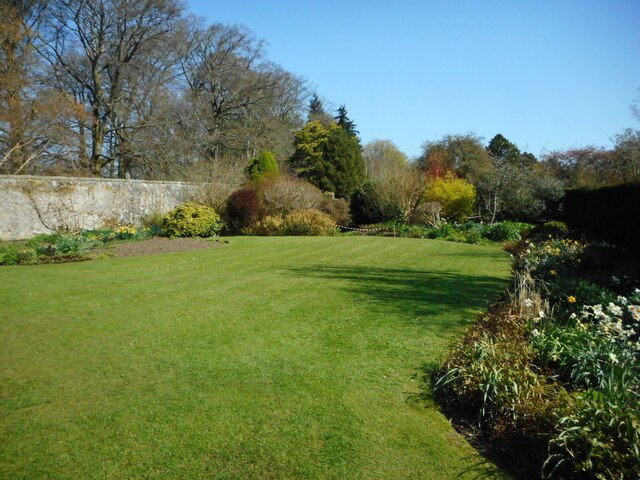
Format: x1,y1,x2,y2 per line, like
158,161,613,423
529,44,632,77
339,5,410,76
0,175,199,240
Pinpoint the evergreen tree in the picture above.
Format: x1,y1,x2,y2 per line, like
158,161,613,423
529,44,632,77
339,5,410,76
334,105,358,136
307,93,332,125
288,121,365,198
321,126,365,197
245,150,279,181
487,133,521,164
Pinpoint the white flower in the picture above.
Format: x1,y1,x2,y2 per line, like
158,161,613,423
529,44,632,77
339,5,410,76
611,275,621,285
531,328,540,337
538,310,546,319
617,296,628,305
607,302,623,317
524,299,534,308
608,353,619,364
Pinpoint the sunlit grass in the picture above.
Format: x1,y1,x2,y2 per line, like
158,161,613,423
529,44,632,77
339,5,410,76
0,236,511,479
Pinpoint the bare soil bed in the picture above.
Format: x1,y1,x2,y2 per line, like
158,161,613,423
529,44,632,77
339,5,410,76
95,237,224,258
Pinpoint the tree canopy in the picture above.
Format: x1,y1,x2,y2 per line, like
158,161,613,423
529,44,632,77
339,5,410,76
288,121,365,198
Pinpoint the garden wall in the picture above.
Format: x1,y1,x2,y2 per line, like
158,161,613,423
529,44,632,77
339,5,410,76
0,175,199,240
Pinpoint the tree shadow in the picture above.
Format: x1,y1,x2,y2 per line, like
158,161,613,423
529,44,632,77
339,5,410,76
284,265,508,333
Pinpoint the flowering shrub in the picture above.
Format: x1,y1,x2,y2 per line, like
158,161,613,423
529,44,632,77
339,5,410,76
524,238,585,279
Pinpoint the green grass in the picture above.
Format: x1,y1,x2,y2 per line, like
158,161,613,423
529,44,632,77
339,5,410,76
0,236,511,479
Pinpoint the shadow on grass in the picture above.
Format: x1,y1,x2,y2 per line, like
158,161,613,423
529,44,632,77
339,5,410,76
286,265,508,331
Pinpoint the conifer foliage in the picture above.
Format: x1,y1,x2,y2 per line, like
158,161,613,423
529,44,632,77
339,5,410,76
288,120,365,198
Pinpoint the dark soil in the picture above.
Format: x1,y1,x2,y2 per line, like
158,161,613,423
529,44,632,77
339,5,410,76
94,237,225,258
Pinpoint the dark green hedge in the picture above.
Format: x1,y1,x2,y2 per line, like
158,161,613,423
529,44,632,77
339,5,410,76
564,184,640,254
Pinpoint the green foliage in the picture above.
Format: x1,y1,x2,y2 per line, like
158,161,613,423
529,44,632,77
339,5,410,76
350,181,404,224
545,372,640,479
0,232,100,266
534,220,568,240
484,221,532,242
162,203,223,238
245,150,279,182
424,176,476,222
487,133,522,164
288,121,365,198
0,245,20,266
435,315,563,472
334,105,358,136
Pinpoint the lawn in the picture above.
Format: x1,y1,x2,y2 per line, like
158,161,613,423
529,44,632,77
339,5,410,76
0,236,511,479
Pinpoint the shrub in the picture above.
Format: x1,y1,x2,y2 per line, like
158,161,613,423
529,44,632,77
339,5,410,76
409,201,443,227
534,220,568,240
261,176,323,216
245,150,279,182
246,215,285,236
319,195,350,225
28,233,95,257
0,245,20,266
162,203,223,237
483,222,532,242
350,181,404,225
225,185,263,231
423,175,476,222
283,209,335,236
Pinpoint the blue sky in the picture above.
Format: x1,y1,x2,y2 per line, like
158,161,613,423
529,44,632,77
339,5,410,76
187,0,640,159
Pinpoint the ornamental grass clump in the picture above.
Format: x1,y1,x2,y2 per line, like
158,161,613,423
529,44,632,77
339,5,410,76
162,203,223,238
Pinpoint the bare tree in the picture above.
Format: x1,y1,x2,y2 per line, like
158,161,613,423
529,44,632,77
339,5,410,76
37,0,183,176
178,22,307,162
0,0,48,174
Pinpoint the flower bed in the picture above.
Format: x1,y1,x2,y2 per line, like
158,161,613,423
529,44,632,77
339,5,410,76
435,228,640,479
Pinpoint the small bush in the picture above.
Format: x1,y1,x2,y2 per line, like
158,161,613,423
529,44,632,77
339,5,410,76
0,245,20,266
319,196,350,225
534,220,568,240
162,203,223,238
28,233,95,257
261,176,323,216
409,201,443,227
283,209,335,236
245,150,279,182
225,186,263,231
246,215,285,236
484,222,532,242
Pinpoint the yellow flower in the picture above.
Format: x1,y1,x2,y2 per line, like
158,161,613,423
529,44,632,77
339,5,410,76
567,296,576,304
550,269,557,277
